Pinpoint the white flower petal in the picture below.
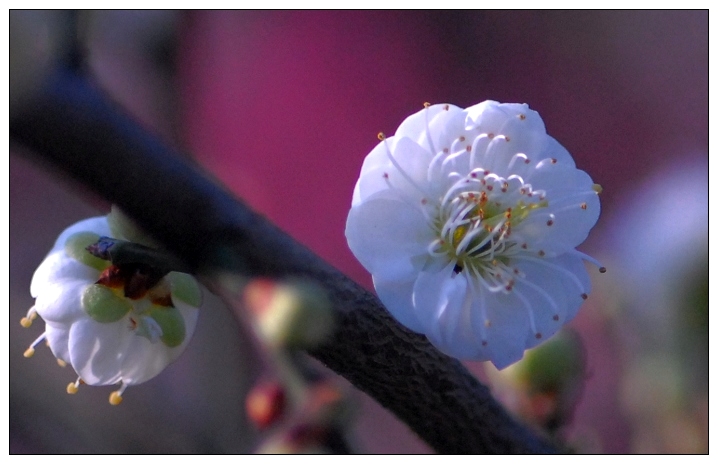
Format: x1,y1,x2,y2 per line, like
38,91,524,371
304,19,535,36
477,290,531,368
34,279,90,324
396,103,463,151
68,316,130,385
516,166,600,253
527,160,593,192
518,199,600,255
373,274,424,333
465,101,543,134
357,136,400,180
347,193,433,281
45,321,72,364
426,106,472,154
412,263,479,358
420,270,487,360
536,136,576,168
30,251,98,297
118,334,176,385
353,137,434,207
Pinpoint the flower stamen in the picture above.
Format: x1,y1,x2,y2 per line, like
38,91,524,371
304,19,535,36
569,250,607,273
109,382,128,406
66,377,83,394
23,332,47,358
20,306,38,328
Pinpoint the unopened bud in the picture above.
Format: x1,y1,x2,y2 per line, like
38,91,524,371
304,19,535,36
244,279,334,349
246,381,286,430
487,328,587,430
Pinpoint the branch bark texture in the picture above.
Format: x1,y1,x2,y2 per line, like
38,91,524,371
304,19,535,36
10,69,558,454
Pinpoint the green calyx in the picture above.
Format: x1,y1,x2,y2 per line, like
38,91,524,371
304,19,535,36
146,305,186,347
167,272,202,307
82,284,132,323
82,283,187,347
65,232,110,271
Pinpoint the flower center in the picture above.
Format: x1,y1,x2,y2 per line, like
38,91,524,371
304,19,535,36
430,169,547,279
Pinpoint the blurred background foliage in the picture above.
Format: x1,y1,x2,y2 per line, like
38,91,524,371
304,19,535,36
9,10,707,453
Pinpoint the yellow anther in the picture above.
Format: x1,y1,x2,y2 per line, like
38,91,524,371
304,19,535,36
592,183,603,194
20,310,38,328
377,132,385,141
23,347,35,358
423,102,431,108
57,358,67,367
67,382,79,394
109,391,123,406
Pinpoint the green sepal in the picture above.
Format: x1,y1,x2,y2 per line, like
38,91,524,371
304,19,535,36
82,284,132,323
65,232,109,271
147,305,186,348
167,272,202,307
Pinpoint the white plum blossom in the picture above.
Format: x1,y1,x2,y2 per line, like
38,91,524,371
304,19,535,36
346,101,603,368
21,213,201,404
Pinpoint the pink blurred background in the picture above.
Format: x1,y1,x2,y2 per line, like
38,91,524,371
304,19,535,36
10,11,707,453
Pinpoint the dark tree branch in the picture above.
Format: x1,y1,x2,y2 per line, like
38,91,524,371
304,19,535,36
10,68,558,454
